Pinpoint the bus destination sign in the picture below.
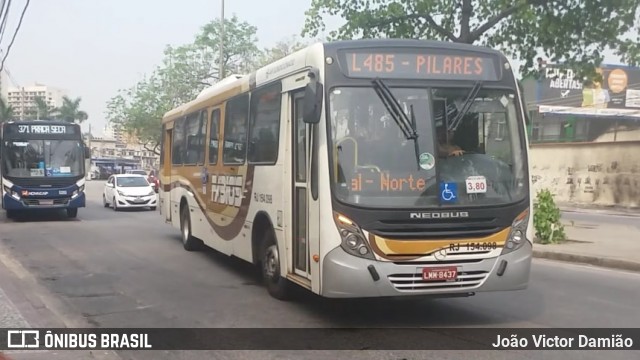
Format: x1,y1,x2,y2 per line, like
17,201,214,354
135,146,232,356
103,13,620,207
6,124,78,135
340,49,499,81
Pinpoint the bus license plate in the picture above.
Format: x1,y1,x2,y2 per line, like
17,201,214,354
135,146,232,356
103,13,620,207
422,266,458,281
39,200,54,205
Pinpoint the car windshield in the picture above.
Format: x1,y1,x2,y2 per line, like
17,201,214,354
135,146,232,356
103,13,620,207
2,139,84,178
116,177,149,187
328,86,527,208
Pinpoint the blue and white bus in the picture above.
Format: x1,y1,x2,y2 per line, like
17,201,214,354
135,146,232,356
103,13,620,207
1,120,91,218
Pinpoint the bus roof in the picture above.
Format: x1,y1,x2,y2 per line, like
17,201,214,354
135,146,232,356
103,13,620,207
161,38,510,124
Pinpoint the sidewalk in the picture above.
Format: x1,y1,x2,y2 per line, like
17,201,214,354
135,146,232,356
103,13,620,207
0,243,120,360
532,212,640,272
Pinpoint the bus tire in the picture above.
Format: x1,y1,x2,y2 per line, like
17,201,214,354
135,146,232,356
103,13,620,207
261,231,290,300
180,204,201,251
67,208,78,218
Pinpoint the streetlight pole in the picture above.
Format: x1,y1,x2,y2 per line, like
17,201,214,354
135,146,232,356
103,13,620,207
219,0,225,80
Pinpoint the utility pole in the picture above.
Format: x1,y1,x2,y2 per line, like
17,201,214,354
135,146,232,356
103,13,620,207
219,0,225,80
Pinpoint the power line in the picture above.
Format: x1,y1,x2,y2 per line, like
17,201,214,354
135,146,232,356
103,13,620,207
0,0,13,46
0,0,29,72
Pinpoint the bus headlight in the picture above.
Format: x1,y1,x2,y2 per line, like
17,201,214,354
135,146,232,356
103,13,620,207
333,212,375,260
3,185,20,200
501,209,529,255
71,185,85,199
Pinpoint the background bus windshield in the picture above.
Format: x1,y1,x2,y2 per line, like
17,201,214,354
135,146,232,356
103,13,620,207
329,86,527,208
2,139,84,178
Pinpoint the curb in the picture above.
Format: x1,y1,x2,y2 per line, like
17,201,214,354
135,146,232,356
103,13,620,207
559,207,640,217
533,249,640,272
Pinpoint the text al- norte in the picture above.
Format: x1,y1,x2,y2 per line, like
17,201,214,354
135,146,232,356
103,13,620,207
43,331,152,349
493,333,634,349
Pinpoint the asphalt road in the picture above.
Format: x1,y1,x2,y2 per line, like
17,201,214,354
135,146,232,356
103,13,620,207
0,181,638,360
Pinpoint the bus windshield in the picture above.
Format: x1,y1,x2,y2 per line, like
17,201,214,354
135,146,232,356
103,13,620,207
328,86,527,208
2,139,84,178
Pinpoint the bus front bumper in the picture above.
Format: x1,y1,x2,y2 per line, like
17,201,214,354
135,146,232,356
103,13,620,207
321,241,532,298
2,192,86,210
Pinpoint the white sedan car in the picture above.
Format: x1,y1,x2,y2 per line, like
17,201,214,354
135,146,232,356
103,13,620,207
103,174,157,211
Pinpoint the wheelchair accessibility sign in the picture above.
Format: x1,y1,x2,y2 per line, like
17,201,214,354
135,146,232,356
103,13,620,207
440,182,458,203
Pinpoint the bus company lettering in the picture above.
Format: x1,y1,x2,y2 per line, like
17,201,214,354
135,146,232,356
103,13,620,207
211,175,244,207
351,172,427,192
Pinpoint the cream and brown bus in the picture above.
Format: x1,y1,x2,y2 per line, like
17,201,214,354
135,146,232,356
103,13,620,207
159,39,533,300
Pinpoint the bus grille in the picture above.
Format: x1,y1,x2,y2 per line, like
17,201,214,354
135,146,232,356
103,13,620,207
388,270,488,292
22,198,69,206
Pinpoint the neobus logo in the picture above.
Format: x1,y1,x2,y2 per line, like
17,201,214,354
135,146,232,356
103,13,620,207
211,175,244,207
21,190,49,196
410,211,469,219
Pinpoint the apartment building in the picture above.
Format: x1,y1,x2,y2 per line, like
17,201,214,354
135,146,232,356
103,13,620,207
6,83,67,119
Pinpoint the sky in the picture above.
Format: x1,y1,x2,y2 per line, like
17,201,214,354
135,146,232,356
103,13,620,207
1,0,627,137
1,0,341,136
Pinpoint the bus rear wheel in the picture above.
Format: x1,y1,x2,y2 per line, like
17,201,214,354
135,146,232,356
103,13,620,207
180,205,201,251
67,208,78,218
261,232,290,300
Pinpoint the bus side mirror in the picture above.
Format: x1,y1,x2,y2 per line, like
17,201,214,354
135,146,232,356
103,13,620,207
303,69,323,124
84,146,91,159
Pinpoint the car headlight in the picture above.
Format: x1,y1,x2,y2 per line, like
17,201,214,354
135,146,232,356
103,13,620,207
501,209,530,255
117,190,125,196
147,190,155,196
333,212,375,260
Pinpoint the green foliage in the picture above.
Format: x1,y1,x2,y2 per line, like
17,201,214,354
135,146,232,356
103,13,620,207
533,189,566,244
106,15,262,155
0,97,14,122
57,96,88,123
302,0,640,78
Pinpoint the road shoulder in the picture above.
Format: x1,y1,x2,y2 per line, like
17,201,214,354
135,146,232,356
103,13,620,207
0,242,120,360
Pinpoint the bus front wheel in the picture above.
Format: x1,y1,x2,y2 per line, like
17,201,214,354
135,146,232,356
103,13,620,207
67,208,78,218
261,232,290,300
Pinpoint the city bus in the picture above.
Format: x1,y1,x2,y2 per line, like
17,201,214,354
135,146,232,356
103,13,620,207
1,120,91,219
159,39,533,300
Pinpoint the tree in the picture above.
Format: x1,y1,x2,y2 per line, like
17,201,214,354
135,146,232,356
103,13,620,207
302,0,640,77
57,96,88,123
195,14,261,76
0,97,14,122
106,15,261,155
27,96,58,120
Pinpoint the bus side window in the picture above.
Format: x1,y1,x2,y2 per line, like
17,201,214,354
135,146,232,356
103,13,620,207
248,82,282,164
184,112,202,165
209,109,220,165
172,117,185,165
223,94,249,165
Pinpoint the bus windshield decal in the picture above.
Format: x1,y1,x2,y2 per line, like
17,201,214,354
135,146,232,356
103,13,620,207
340,49,499,81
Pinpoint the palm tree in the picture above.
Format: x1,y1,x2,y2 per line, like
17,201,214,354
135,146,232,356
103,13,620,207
26,96,58,120
0,97,14,122
57,96,88,123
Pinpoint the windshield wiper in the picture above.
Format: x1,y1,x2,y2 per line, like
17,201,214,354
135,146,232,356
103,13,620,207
372,78,422,170
448,81,483,132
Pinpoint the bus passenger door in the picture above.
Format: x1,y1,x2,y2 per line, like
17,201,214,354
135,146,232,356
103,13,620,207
291,90,319,282
162,126,172,222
